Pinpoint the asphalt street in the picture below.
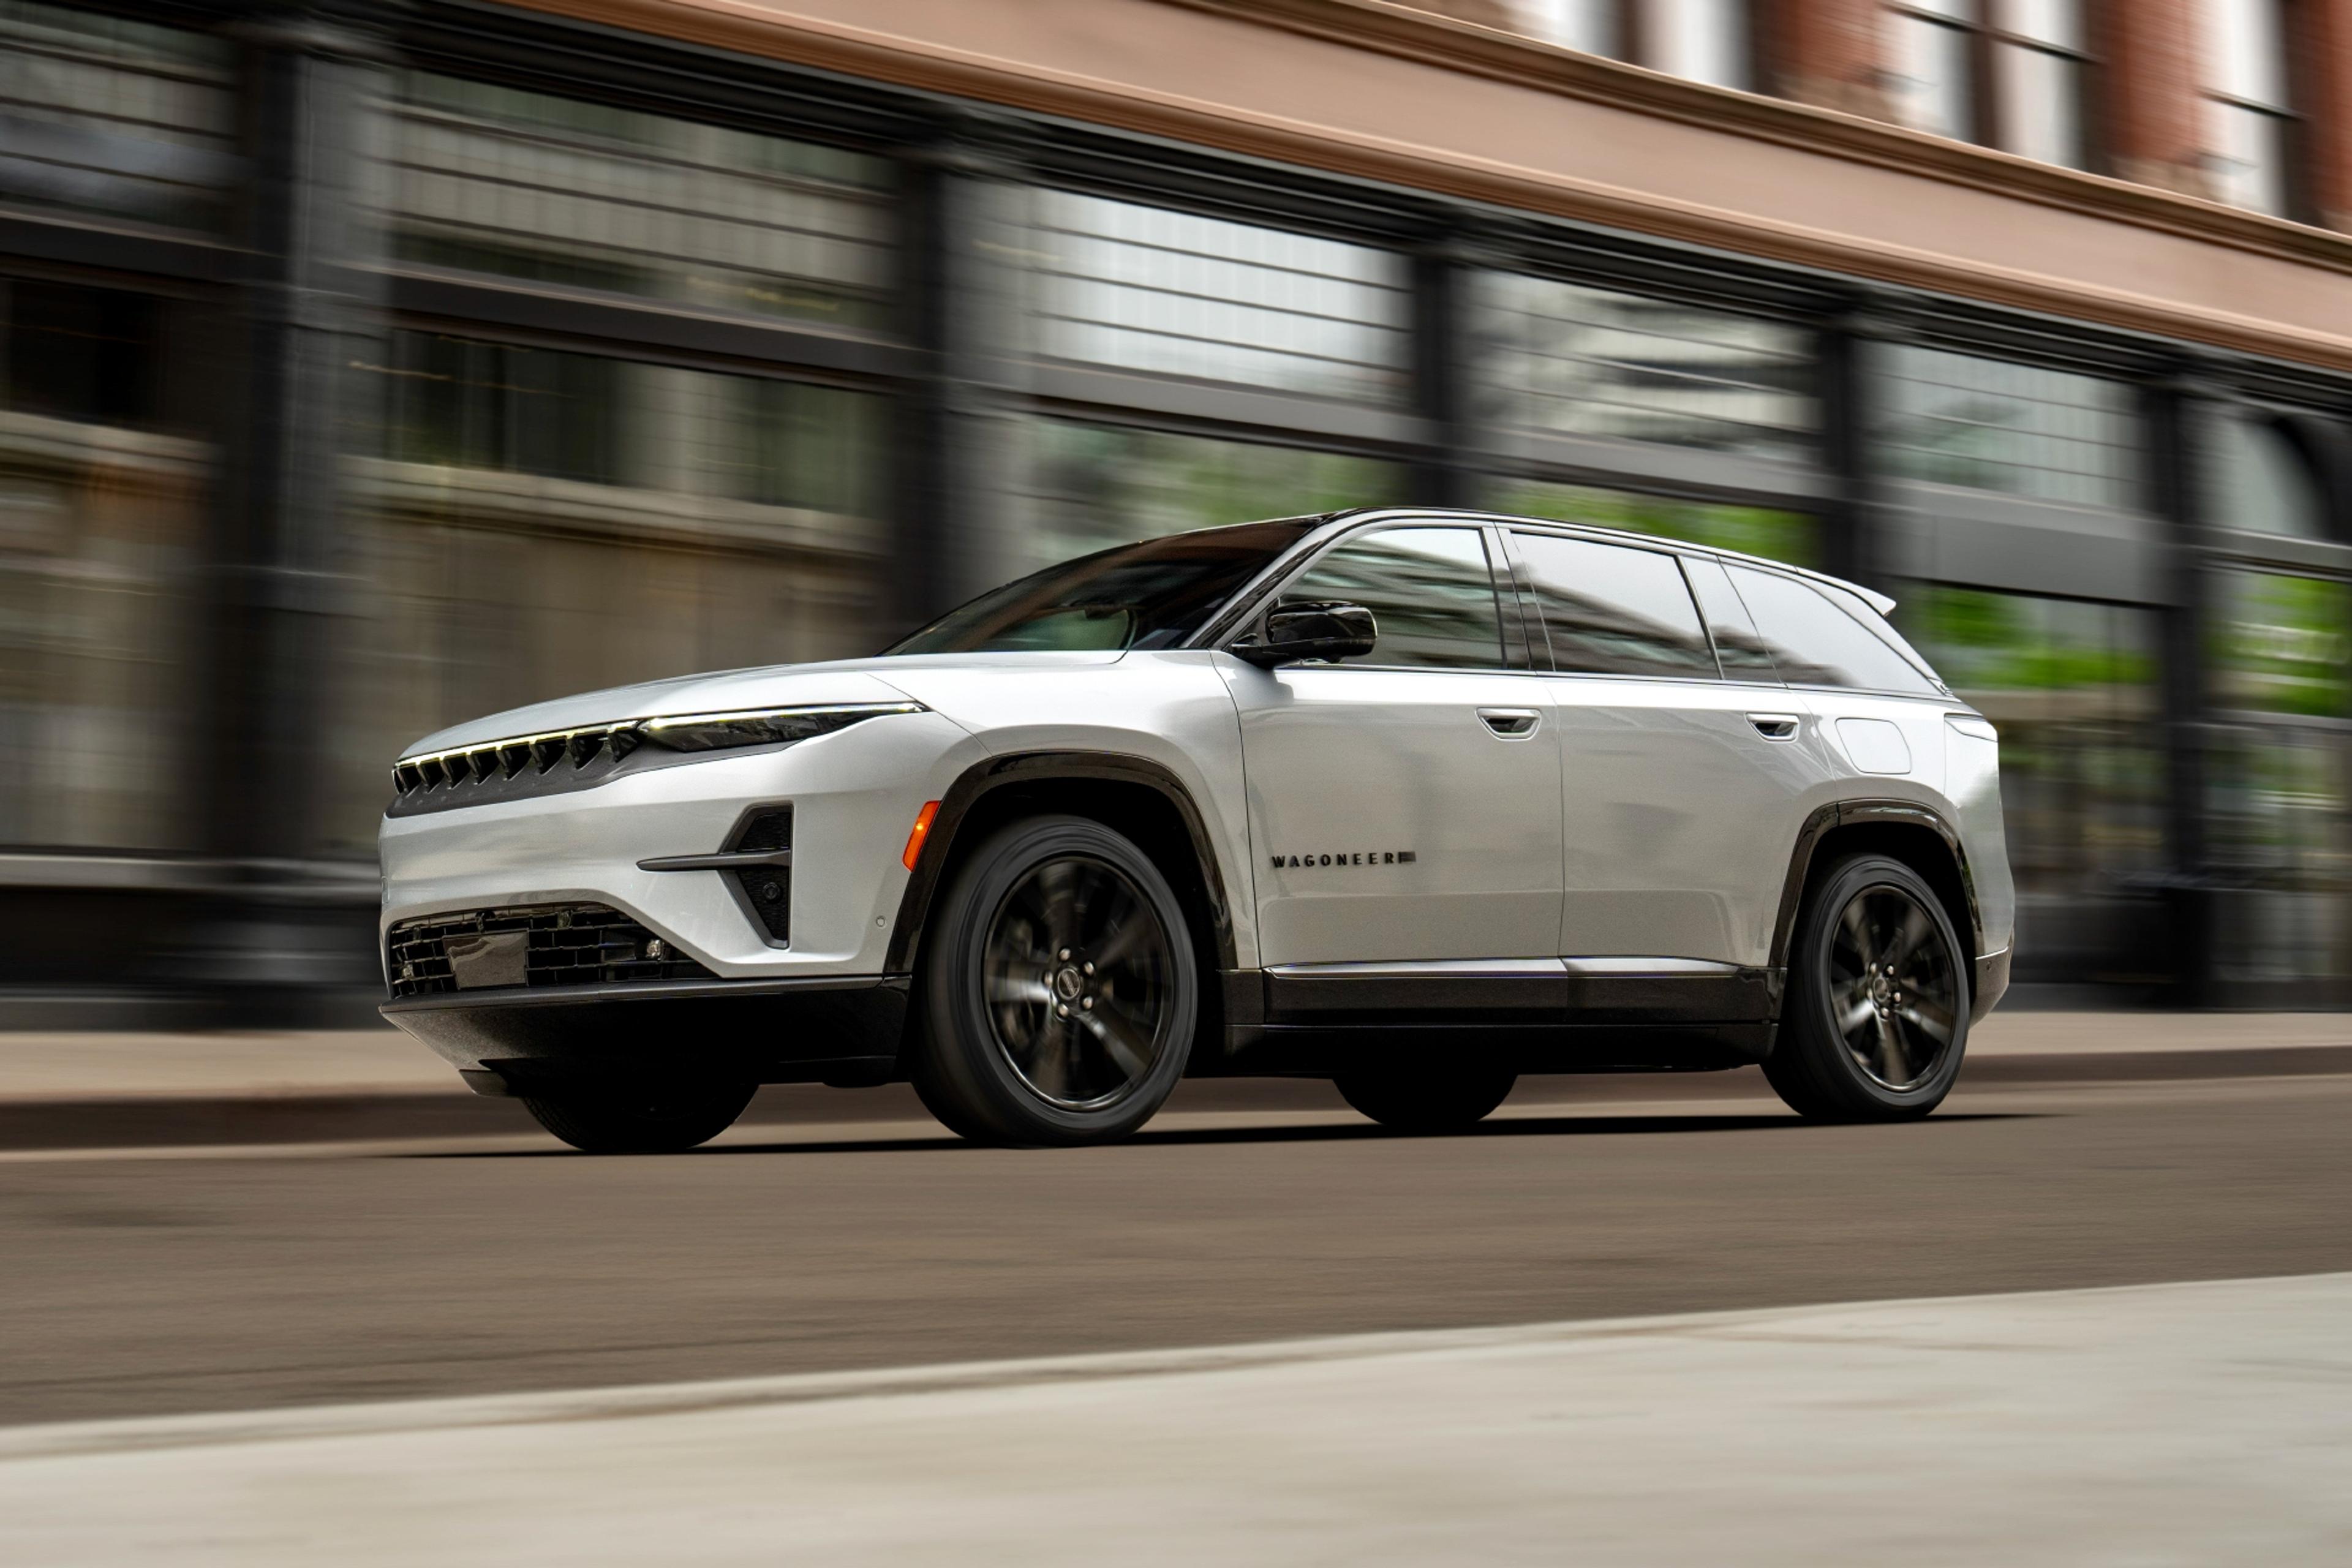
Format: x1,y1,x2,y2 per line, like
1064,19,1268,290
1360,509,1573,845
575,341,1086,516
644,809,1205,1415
4,1074,2348,1429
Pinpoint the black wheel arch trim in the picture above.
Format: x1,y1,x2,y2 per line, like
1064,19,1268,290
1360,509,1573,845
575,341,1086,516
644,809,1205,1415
1768,799,1988,974
884,751,1240,976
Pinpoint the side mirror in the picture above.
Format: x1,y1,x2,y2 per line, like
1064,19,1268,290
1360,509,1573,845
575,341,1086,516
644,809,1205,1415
1232,600,1379,668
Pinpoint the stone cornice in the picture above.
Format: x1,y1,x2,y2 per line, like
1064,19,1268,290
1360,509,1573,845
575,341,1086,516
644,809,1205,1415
482,0,2352,372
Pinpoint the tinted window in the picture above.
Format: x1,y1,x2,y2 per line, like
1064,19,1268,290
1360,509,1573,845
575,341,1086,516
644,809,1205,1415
1727,567,1941,694
1281,526,1504,669
889,519,1316,655
1512,534,1715,679
1681,556,1780,680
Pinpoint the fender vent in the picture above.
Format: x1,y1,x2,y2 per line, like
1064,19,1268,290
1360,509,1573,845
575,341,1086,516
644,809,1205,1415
726,808,794,944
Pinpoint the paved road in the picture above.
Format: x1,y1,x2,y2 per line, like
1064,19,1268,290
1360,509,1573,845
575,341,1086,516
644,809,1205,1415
4,1075,2348,1428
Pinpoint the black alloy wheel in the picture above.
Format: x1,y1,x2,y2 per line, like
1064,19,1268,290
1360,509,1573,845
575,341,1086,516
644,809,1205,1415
913,815,1197,1145
1765,851,1970,1121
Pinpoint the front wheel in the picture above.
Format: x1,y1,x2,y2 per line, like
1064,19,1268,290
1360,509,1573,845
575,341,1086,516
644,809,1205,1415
911,814,1198,1146
1335,1060,1517,1134
519,1077,756,1153
1765,852,1970,1121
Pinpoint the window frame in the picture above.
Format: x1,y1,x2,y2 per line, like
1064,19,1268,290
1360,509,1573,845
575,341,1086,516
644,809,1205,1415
1497,522,1735,684
1883,1,2097,170
1231,516,1536,674
2200,0,2304,220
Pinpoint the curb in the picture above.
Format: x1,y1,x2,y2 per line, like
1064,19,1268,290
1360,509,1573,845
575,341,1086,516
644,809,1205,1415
0,1046,2342,1153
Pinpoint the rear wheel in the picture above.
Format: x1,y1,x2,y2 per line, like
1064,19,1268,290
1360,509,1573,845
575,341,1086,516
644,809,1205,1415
519,1077,756,1153
1335,1060,1517,1134
911,815,1197,1146
1765,852,1969,1121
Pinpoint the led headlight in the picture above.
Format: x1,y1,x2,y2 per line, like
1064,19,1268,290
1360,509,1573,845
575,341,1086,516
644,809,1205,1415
638,701,924,753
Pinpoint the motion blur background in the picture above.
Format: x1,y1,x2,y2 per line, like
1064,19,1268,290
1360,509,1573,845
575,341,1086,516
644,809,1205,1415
2,0,2349,1025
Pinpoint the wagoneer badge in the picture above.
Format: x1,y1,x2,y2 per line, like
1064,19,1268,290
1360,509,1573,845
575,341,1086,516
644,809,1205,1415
1270,851,1417,869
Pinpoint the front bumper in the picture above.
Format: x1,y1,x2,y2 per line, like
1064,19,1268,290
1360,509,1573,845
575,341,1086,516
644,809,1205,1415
383,974,911,1091
1972,946,2013,1023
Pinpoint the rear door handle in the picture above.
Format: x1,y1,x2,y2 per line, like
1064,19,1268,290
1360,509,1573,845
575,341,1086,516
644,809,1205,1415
1747,712,1801,741
1479,707,1542,739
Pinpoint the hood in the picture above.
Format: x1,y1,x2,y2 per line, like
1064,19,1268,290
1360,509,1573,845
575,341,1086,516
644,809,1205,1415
399,650,1125,758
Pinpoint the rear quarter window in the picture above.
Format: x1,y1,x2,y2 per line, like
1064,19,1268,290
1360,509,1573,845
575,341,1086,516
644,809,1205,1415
1725,566,1942,695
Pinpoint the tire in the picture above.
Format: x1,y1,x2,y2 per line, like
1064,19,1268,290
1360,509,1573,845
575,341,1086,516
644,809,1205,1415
1334,1060,1517,1134
519,1077,756,1153
1765,851,1970,1121
911,814,1199,1146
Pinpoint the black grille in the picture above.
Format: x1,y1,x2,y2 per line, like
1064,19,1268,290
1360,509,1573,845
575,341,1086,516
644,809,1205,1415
726,807,794,943
387,725,647,818
386,903,715,1000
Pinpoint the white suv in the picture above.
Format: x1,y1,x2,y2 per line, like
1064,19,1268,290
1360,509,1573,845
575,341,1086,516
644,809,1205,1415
380,509,2014,1152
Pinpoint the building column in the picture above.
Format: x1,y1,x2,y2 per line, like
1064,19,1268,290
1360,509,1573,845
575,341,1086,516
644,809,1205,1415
192,1,395,1022
894,116,1033,631
1763,0,1890,119
1815,300,1887,591
1409,230,1483,511
2290,0,2352,230
2147,365,2221,1006
2094,0,2210,197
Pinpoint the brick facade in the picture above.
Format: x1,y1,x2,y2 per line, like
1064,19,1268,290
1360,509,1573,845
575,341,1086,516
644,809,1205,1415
1765,0,1888,119
2294,0,2352,228
2094,0,2211,198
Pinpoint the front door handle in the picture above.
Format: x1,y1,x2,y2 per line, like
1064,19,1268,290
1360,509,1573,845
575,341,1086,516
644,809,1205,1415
1747,712,1801,741
1479,707,1542,739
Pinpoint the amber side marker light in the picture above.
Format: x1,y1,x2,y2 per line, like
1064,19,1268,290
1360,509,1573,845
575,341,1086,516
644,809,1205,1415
902,800,941,870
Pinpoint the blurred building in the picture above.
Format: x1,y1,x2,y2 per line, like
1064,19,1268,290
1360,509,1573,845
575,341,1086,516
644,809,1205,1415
2,0,2350,1020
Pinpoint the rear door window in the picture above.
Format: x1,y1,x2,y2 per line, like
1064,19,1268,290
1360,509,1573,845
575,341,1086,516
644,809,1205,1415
1680,556,1781,681
1510,533,1717,679
1725,565,1941,695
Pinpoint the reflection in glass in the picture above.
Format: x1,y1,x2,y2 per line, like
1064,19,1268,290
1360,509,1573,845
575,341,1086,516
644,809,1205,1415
1490,480,1819,566
2202,0,2292,216
334,337,889,853
1898,586,2165,982
2209,415,2329,540
1649,0,1752,89
1878,345,2139,510
0,279,208,850
1888,2,1976,142
1024,420,1401,573
1728,567,1940,693
1282,526,1504,670
2210,727,2352,1002
2211,572,2352,718
1031,192,1409,403
386,73,894,328
1515,0,1619,55
1510,533,1716,677
0,0,235,230
1482,275,1814,461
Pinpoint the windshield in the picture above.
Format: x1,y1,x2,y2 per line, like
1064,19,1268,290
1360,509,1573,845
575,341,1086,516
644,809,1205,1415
883,519,1321,655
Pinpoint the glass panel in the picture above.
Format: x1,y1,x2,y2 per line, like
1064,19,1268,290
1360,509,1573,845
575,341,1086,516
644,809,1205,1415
2211,572,2352,718
1512,533,1717,678
1283,526,1505,670
0,0,235,230
1890,13,1976,142
1490,479,1820,567
1726,565,1942,692
1997,43,2084,168
333,336,890,853
1898,587,2164,892
1480,275,1814,461
1515,0,1619,54
1650,0,1751,89
1877,345,2139,510
386,73,894,328
2203,0,2287,108
2208,102,2289,217
2210,416,2328,538
0,279,209,850
2002,0,2080,49
1031,191,1410,403
2210,728,2352,1003
1023,420,1402,573
1681,556,1781,678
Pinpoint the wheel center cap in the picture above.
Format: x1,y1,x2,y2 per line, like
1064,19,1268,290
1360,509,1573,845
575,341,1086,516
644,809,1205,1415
1053,966,1085,1001
1869,973,1893,1005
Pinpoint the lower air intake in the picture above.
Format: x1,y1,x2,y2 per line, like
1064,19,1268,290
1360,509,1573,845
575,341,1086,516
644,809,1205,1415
386,903,715,1000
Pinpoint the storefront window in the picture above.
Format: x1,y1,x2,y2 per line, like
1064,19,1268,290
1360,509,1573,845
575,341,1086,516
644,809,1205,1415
0,1,235,231
2208,415,2331,540
334,335,889,851
1030,194,1410,404
0,278,209,850
1023,421,1401,572
1482,275,1813,462
387,74,894,328
1488,480,1819,567
1878,346,2139,510
2211,572,2352,718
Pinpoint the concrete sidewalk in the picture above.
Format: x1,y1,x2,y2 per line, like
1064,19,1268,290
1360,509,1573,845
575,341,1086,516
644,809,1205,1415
5,1272,2345,1564
0,1011,2343,1150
